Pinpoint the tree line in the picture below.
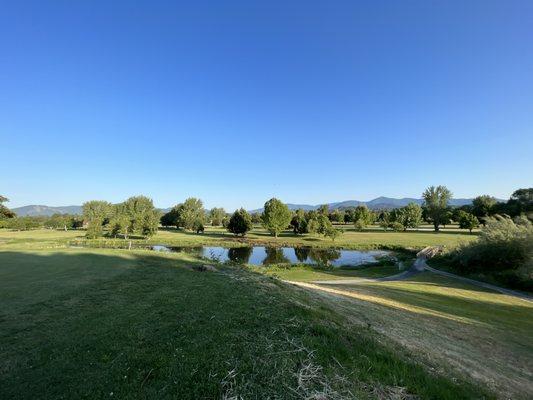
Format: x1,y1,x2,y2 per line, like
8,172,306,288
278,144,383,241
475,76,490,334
1,187,531,237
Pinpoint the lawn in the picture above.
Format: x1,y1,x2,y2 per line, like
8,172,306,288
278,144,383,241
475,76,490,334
0,247,487,399
288,274,533,399
1,228,526,399
0,224,477,251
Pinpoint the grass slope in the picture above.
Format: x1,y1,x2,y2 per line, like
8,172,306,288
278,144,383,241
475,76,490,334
287,274,533,399
0,248,487,399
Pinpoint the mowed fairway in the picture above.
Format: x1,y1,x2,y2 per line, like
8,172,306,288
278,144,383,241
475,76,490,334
0,225,477,251
0,229,527,399
287,274,533,399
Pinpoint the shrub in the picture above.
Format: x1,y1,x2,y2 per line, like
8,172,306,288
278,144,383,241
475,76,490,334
453,215,533,272
390,222,404,232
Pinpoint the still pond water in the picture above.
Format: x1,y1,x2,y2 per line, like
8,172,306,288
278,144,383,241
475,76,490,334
152,245,389,267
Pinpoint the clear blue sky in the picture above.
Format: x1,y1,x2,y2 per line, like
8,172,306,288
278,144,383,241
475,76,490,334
2,1,532,210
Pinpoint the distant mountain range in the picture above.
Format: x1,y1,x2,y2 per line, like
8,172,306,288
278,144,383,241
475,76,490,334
12,196,504,216
12,205,83,217
248,197,501,213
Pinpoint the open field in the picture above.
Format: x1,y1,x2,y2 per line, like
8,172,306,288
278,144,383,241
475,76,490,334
0,225,477,251
1,229,530,399
0,247,488,399
286,273,533,399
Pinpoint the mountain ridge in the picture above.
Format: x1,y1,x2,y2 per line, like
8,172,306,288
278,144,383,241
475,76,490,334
13,197,504,216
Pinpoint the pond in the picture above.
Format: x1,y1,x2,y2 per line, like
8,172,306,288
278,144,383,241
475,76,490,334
152,245,390,267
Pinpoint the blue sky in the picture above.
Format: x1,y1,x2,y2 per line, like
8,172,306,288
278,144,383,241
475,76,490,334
1,1,532,210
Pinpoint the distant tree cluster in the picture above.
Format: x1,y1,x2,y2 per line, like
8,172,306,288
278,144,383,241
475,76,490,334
83,196,159,239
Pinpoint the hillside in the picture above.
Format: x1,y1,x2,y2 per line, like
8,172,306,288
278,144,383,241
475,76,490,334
13,205,82,217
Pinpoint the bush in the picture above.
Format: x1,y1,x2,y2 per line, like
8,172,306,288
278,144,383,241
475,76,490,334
453,215,532,272
390,222,404,232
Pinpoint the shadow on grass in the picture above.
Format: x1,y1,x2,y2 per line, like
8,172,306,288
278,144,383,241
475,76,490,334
0,250,489,400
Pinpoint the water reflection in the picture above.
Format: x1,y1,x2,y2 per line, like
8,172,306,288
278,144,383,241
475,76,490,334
152,245,389,267
227,246,253,264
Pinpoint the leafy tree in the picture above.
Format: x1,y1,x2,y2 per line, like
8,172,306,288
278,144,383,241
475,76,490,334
179,198,205,231
422,185,452,232
250,212,262,224
352,205,373,230
394,203,423,231
458,211,479,233
324,226,343,241
261,198,292,237
317,214,333,235
108,214,130,238
290,209,307,235
160,211,175,228
0,195,16,219
82,200,112,238
317,204,329,216
378,210,391,231
44,213,73,231
472,195,497,225
227,208,253,236
108,204,131,238
122,196,159,237
511,188,533,213
343,209,355,224
209,207,226,226
329,209,344,223
306,218,319,235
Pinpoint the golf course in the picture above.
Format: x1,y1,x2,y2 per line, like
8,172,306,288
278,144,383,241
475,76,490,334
1,226,531,399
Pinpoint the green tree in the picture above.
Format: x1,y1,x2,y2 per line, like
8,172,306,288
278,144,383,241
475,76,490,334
179,198,205,231
261,198,292,237
353,205,373,230
250,212,262,224
44,213,72,231
306,218,319,235
209,207,226,226
324,226,343,241
511,188,533,213
458,211,479,233
317,214,333,235
82,200,112,238
227,208,253,236
108,204,132,238
317,204,329,216
290,209,307,235
122,196,159,237
0,195,16,219
472,195,497,225
378,210,391,231
160,211,175,228
329,209,344,223
394,203,423,231
422,185,452,232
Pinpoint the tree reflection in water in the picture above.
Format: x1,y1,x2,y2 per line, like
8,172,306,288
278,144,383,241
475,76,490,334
262,247,290,265
227,247,253,264
293,247,311,263
308,248,341,266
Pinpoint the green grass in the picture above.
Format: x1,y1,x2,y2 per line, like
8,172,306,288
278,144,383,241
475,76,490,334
255,263,402,282
3,228,528,398
0,225,477,252
290,274,533,399
0,248,489,399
